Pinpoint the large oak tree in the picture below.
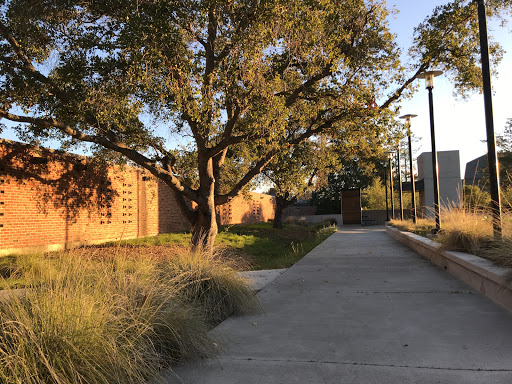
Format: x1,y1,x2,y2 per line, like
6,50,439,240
0,0,510,250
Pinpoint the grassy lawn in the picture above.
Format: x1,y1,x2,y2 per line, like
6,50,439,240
0,222,335,291
99,221,336,271
217,222,336,269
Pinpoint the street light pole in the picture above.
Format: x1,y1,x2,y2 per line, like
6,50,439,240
384,165,390,221
400,114,418,224
388,153,395,220
397,144,403,220
476,0,502,236
417,70,443,234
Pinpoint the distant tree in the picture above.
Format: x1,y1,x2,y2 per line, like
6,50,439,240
361,179,386,210
496,118,512,188
310,123,392,214
262,139,340,228
479,118,512,193
311,157,386,214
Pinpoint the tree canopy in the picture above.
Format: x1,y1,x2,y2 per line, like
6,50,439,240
1,0,511,249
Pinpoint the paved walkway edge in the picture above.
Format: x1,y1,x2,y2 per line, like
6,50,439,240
386,225,512,312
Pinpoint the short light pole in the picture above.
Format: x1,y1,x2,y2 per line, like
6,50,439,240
397,143,404,220
417,70,443,234
476,0,502,236
400,114,418,223
384,164,390,221
388,152,395,220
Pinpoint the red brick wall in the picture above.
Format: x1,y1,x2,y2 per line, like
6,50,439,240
218,192,275,225
0,140,275,255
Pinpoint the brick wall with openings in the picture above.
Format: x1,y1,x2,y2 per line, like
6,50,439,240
218,192,275,225
0,140,275,254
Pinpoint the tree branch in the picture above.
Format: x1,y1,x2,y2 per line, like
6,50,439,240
380,64,429,110
0,20,70,102
284,65,333,108
215,148,280,204
215,7,259,64
0,109,200,203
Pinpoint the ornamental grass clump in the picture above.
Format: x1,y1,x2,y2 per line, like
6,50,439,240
390,204,512,270
388,218,435,237
435,207,494,256
435,208,512,272
166,249,259,326
0,251,219,384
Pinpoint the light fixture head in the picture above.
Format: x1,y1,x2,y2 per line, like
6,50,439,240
399,114,418,123
417,70,443,89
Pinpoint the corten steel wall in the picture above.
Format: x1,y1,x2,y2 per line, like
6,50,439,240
0,140,275,255
341,189,361,224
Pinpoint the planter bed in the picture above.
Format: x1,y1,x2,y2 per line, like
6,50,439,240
386,225,512,312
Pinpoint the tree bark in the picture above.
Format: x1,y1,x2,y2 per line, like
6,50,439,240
273,193,296,229
273,195,286,229
191,204,218,252
190,153,219,252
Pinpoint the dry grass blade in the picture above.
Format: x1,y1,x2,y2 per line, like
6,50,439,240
0,247,254,383
165,248,261,326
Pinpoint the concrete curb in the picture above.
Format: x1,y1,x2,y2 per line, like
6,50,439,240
385,225,512,312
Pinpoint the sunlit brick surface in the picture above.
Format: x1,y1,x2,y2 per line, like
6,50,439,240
0,140,275,254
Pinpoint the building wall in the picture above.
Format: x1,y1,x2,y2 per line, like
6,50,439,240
464,154,487,186
0,140,275,255
417,150,462,217
361,209,414,225
218,192,275,225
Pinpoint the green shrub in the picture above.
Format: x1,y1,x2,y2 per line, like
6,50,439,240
462,184,490,210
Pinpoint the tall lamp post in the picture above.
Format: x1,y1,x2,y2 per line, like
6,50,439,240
387,152,395,220
400,114,418,223
417,70,443,234
397,143,404,220
384,164,390,221
476,0,502,236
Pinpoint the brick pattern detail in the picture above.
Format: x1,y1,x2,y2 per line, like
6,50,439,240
218,193,275,225
0,140,275,254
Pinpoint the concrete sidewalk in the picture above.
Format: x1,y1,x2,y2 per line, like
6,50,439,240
164,226,512,383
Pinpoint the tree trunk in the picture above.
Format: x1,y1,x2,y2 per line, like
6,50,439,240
191,205,218,252
190,154,218,252
273,195,285,229
273,193,297,229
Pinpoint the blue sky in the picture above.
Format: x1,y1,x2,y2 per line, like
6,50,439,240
387,0,512,177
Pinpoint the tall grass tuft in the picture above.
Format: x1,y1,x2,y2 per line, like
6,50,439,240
435,207,494,256
0,247,258,383
390,204,512,271
165,249,260,325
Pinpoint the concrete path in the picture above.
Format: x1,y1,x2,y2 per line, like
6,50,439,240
163,226,512,383
237,268,287,292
